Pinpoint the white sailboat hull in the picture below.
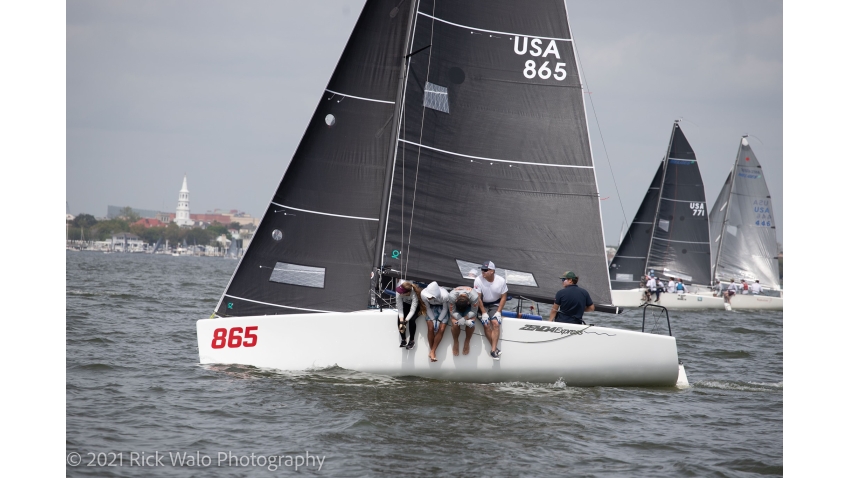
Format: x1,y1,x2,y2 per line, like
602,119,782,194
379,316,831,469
693,292,783,310
611,289,725,310
197,310,683,386
727,294,783,310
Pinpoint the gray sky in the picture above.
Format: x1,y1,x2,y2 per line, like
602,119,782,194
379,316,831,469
66,0,782,244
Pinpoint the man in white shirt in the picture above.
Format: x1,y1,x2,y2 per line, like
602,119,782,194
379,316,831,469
723,279,738,303
667,277,677,294
646,276,660,303
751,280,763,295
473,261,508,360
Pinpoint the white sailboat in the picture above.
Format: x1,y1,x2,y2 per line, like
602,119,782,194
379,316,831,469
608,122,724,310
196,0,688,386
703,136,782,310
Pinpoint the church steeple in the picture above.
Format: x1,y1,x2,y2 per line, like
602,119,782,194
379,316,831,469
174,174,192,227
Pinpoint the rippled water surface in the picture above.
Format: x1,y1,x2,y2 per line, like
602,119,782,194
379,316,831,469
66,252,782,476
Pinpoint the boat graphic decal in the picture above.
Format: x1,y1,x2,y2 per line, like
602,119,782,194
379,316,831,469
518,324,615,337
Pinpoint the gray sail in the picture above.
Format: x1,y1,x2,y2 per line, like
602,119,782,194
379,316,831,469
152,237,163,254
709,137,780,288
708,169,733,279
382,0,611,305
609,161,663,289
645,122,712,285
226,237,239,259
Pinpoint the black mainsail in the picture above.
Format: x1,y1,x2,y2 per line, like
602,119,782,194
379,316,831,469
217,0,614,315
216,0,414,316
609,122,712,287
382,0,611,305
708,137,780,289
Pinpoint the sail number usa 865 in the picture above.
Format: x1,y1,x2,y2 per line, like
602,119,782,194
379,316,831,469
211,326,258,349
514,36,568,81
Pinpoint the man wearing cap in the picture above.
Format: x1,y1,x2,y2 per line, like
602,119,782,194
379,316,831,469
448,286,479,356
473,261,508,360
548,271,594,325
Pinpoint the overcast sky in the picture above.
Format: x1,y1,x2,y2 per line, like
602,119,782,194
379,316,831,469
66,0,782,244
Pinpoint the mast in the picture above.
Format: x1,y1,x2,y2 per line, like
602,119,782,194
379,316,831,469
644,123,676,278
712,137,743,285
373,0,418,274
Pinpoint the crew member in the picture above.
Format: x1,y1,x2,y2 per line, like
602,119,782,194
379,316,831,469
395,280,426,350
741,279,749,294
667,277,677,294
473,261,507,360
548,271,594,324
421,281,450,362
675,278,688,294
751,280,763,295
647,275,660,303
448,286,479,356
723,279,738,303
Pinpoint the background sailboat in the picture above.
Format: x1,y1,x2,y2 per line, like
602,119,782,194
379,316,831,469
705,136,782,310
609,121,723,309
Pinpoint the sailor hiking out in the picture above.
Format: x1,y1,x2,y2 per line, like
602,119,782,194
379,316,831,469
473,261,507,360
395,280,426,350
448,286,479,357
421,282,450,363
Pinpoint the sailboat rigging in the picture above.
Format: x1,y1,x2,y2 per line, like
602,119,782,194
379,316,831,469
197,0,688,386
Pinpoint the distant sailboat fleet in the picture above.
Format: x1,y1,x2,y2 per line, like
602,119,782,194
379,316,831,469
609,122,781,311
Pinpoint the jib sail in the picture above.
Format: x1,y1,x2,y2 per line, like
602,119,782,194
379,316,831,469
609,162,663,289
215,0,414,316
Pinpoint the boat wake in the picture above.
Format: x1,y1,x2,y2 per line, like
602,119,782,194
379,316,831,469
695,380,782,393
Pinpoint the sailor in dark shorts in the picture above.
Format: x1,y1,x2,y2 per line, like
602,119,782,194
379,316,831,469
548,271,595,324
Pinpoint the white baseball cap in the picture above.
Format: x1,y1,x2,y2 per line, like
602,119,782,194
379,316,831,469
480,261,495,270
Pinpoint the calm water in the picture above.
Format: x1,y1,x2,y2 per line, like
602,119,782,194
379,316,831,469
66,252,782,476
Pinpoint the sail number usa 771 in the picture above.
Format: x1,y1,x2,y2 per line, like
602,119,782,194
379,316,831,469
211,326,258,349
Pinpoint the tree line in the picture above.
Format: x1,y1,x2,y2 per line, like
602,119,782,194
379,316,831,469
68,211,236,246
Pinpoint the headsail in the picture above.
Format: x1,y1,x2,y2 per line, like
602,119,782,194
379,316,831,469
608,162,663,289
645,122,711,285
215,0,414,316
381,0,611,305
708,137,780,288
